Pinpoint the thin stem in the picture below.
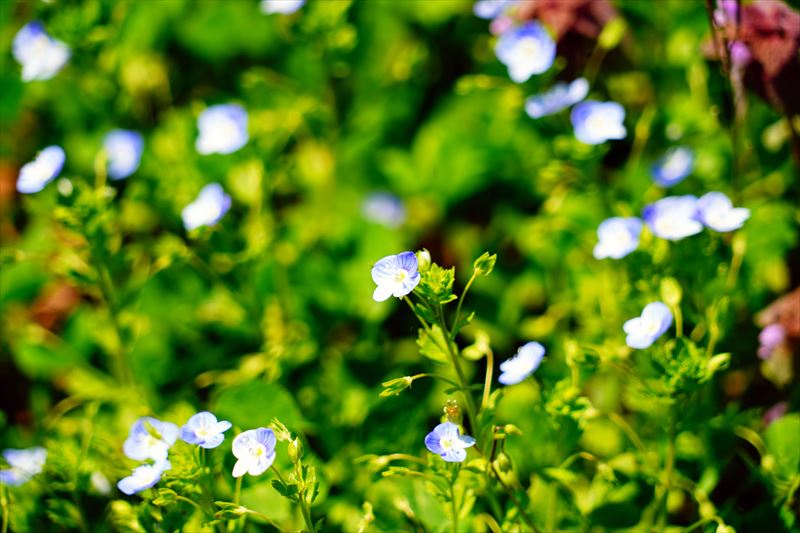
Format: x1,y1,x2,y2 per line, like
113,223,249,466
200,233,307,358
451,270,478,339
176,495,204,513
381,453,429,466
657,408,677,532
299,497,314,533
673,305,684,338
450,482,459,532
1,483,9,533
410,373,462,390
608,412,648,457
233,476,243,505
481,348,494,409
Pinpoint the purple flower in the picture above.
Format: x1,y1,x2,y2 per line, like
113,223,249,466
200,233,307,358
593,217,642,259
424,422,475,462
362,193,406,228
474,0,519,20
570,101,626,145
758,324,786,360
763,402,788,427
12,22,70,82
0,447,46,486
232,428,276,477
117,460,171,495
182,183,232,231
695,192,750,232
498,342,545,385
525,78,589,119
623,302,673,349
17,145,65,194
651,147,693,187
642,195,703,241
104,130,144,180
371,251,420,302
180,412,232,449
495,22,556,83
196,104,248,155
123,417,179,462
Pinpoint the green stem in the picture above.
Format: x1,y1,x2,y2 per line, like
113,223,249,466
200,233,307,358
1,483,9,533
481,348,494,410
233,476,242,505
176,495,204,513
608,412,648,458
450,481,459,533
410,373,462,390
451,270,478,339
657,409,677,532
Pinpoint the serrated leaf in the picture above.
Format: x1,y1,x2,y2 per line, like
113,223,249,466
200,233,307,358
417,324,453,364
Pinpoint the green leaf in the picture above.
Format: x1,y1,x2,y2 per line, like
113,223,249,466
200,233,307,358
271,480,299,498
764,414,800,479
417,325,454,364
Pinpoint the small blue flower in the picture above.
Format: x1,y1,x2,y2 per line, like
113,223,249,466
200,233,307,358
104,130,144,180
180,412,232,449
695,192,750,232
123,417,179,462
474,0,519,20
495,22,556,83
117,460,171,495
12,22,70,82
623,302,673,349
651,147,693,187
371,251,420,302
424,422,476,462
182,183,232,231
260,0,306,14
17,145,65,194
525,78,589,119
362,193,406,228
570,100,627,145
232,428,276,477
0,447,46,486
593,217,643,259
196,104,248,155
498,342,545,385
642,195,703,241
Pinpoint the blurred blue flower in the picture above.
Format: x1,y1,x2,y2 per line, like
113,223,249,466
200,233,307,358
104,130,144,180
0,447,46,486
570,101,627,144
117,460,171,495
371,251,420,302
696,192,750,232
642,195,703,241
593,217,643,259
362,193,406,228
495,22,556,83
424,422,476,462
474,0,519,20
260,0,306,14
180,412,232,449
123,417,179,462
12,22,70,82
17,145,65,194
196,104,248,155
182,183,232,231
623,302,673,349
651,147,693,187
498,341,545,385
525,78,589,119
232,428,276,477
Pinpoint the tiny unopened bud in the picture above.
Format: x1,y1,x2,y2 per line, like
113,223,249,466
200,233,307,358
494,452,512,473
443,399,461,423
416,249,431,272
288,437,303,463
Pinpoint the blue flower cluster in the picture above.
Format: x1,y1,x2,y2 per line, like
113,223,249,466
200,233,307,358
0,447,47,486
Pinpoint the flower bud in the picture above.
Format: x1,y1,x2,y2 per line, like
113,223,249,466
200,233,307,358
416,249,431,272
288,437,303,463
443,399,461,424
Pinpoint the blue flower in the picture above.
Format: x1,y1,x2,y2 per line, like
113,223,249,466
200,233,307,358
525,78,589,119
117,460,171,495
362,193,406,228
495,22,556,83
260,0,306,14
424,422,476,462
17,145,65,194
695,192,750,232
593,217,643,259
196,104,248,155
371,251,420,302
180,412,232,449
623,302,673,349
123,417,179,462
232,428,276,477
12,22,70,82
498,342,545,385
642,195,703,241
474,0,519,20
0,447,46,486
104,130,144,180
651,147,693,187
570,100,627,145
182,183,232,231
